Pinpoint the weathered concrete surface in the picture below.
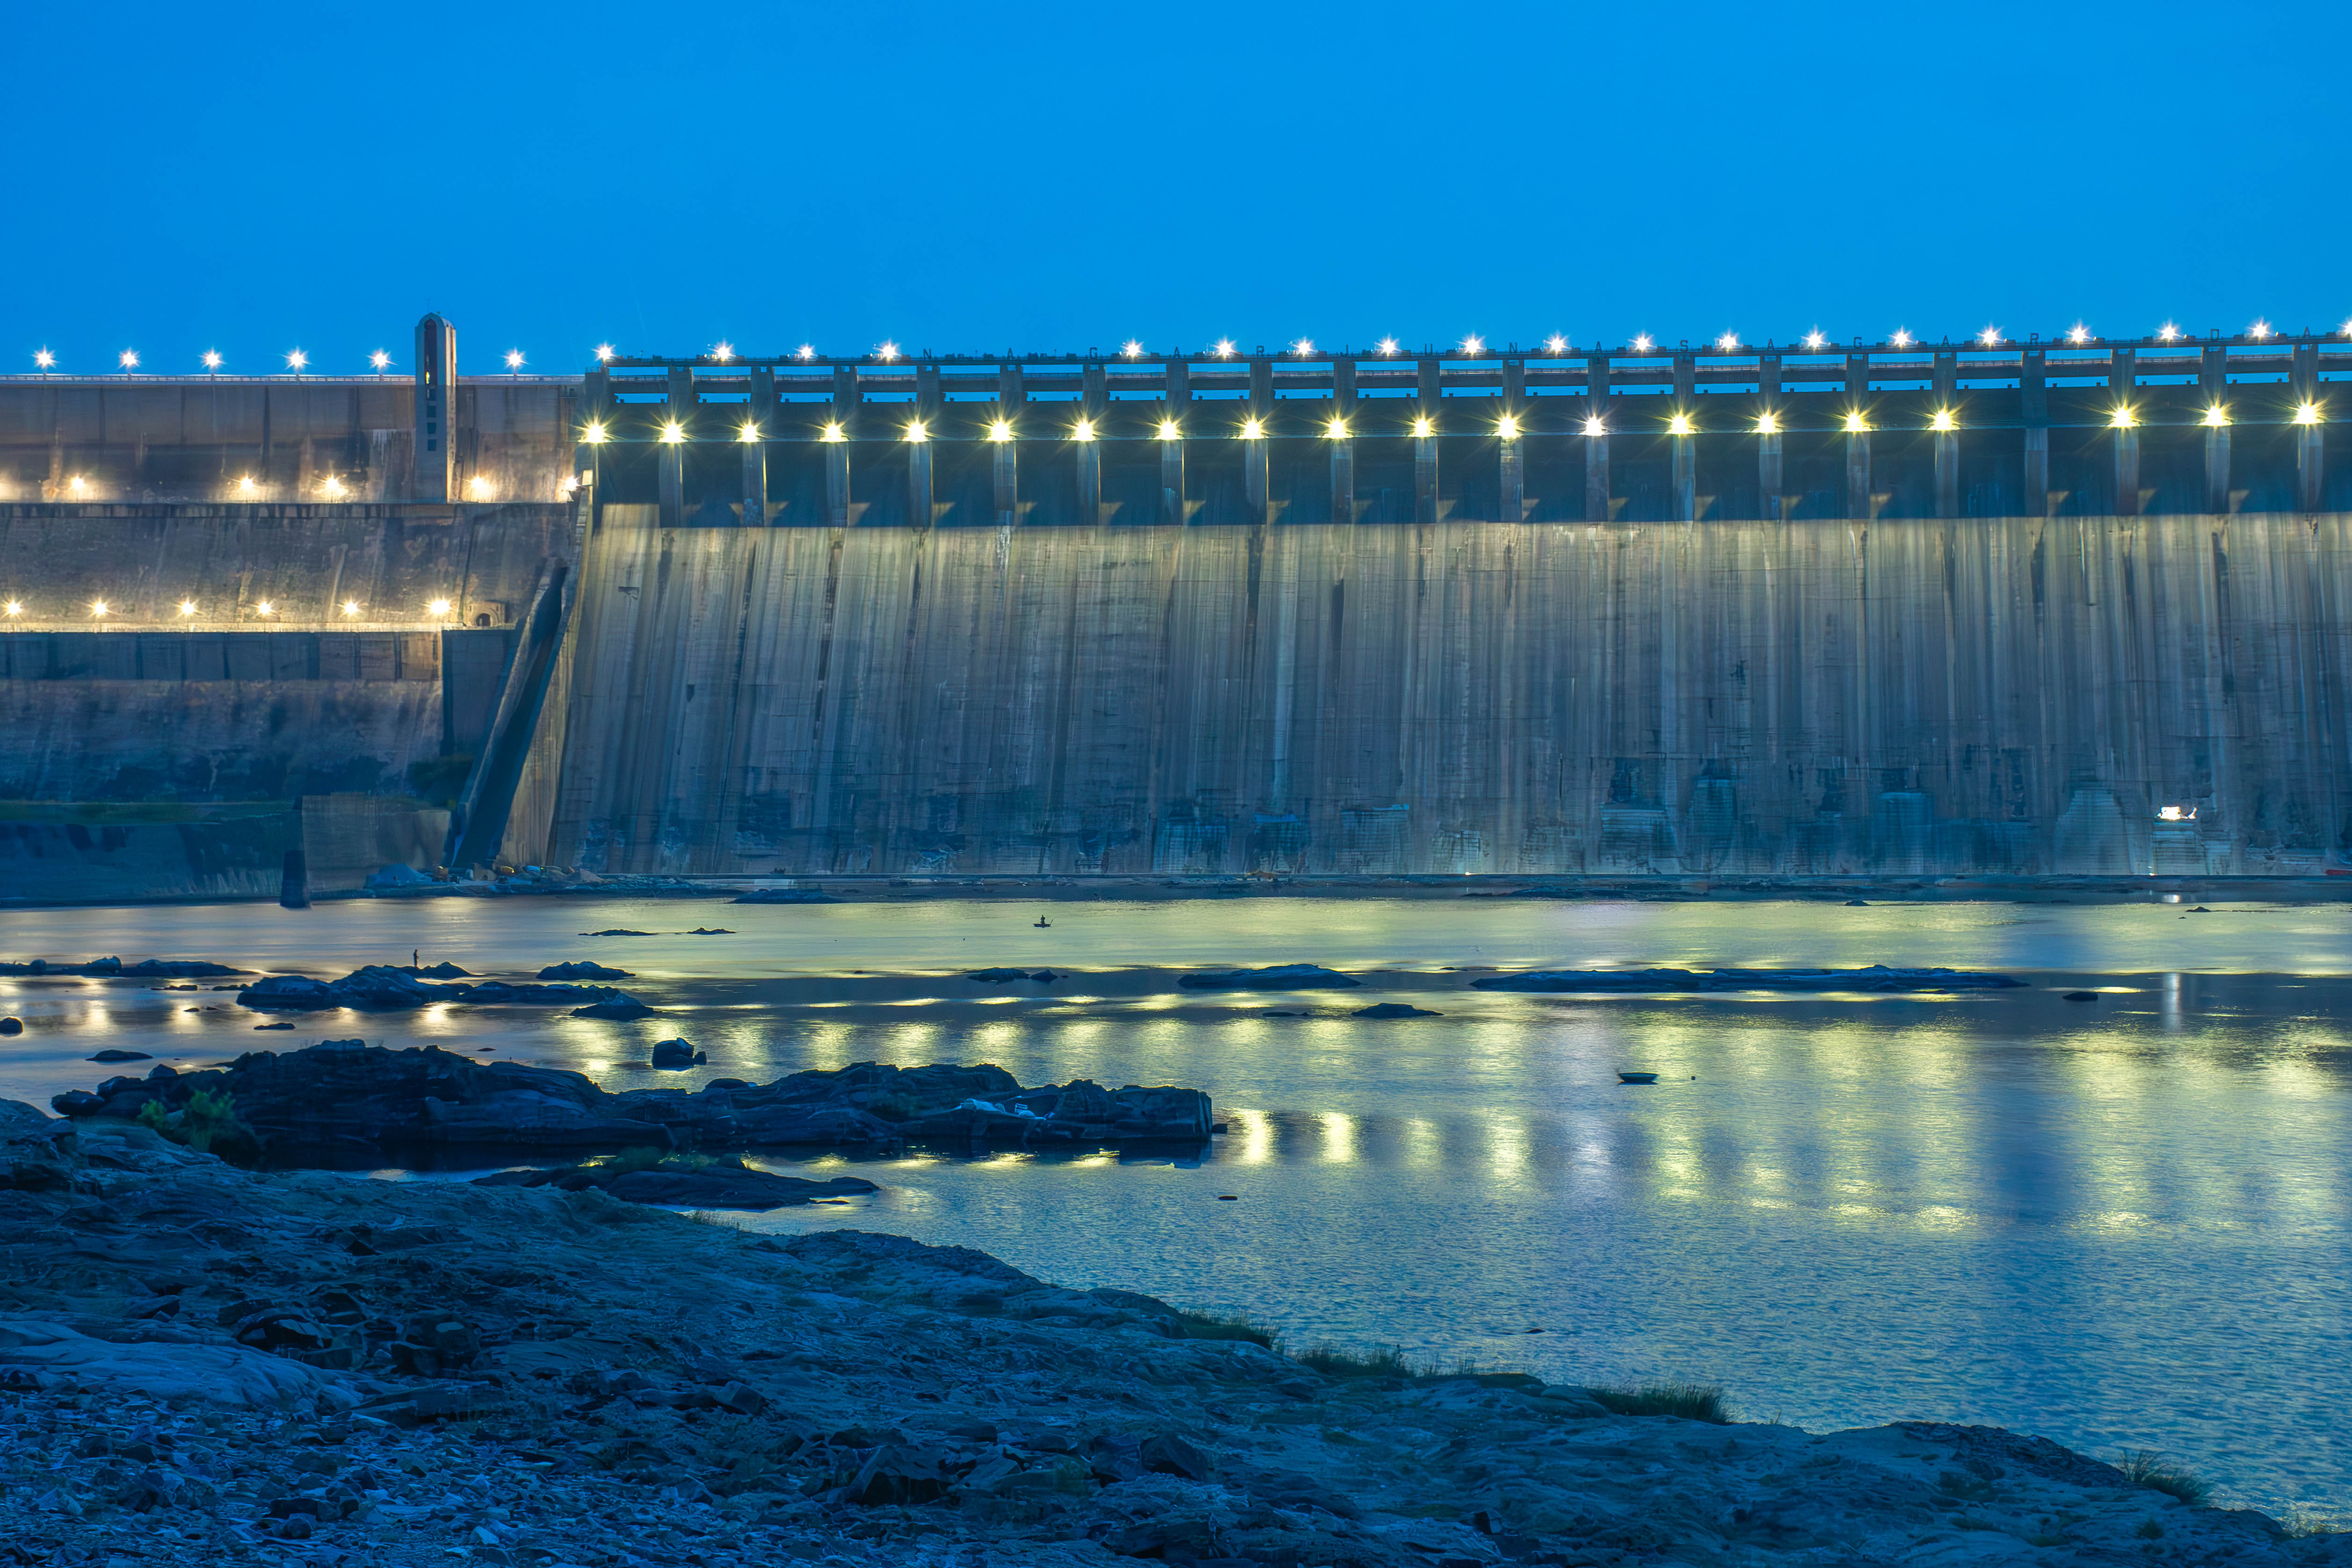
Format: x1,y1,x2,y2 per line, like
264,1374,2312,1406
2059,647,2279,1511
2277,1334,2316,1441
535,508,2352,877
0,381,576,503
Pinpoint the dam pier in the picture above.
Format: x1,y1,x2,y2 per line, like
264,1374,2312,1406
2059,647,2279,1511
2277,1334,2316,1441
2,317,2349,897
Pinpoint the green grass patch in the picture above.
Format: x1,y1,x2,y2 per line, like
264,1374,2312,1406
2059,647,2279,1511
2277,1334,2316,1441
1587,1381,1730,1423
2119,1450,2210,1507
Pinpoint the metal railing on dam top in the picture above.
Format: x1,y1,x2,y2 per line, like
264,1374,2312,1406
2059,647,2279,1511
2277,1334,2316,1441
579,330,2350,525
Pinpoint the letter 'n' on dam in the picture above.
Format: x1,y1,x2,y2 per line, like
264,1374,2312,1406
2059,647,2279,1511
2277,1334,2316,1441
0,324,2349,896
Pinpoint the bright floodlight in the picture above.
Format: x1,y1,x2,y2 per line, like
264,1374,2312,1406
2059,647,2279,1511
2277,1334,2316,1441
2250,320,2272,339
1293,339,1314,357
1668,413,1695,437
1631,334,1653,353
821,423,845,443
369,350,391,371
178,600,196,617
2109,406,2137,429
1240,417,1263,439
1844,410,1869,433
67,476,87,494
91,600,108,617
1072,419,1094,442
256,600,274,616
1413,416,1434,438
1891,329,1913,348
1460,335,1484,355
34,349,54,370
796,344,816,360
2160,323,2182,342
582,421,608,445
711,342,732,362
989,420,1014,442
1975,327,2001,347
1931,409,1958,432
286,349,307,372
2202,405,2229,427
321,476,346,497
467,476,492,498
504,349,526,371
236,475,257,494
1376,337,1399,356
1715,332,1738,352
738,422,761,443
1497,415,1519,440
202,350,223,371
1213,339,1236,358
118,350,139,371
658,421,686,444
2067,324,2090,344
1803,330,1827,350
428,598,452,617
1755,412,1780,435
2,602,17,616
907,421,929,443
595,343,616,362
1122,340,1143,358
342,600,360,617
1326,417,1349,440
875,341,899,362
1582,416,1606,437
1157,419,1180,440
1544,335,1567,354
2295,402,2323,426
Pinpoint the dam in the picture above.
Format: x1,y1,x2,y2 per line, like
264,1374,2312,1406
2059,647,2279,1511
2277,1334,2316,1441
2,317,2348,897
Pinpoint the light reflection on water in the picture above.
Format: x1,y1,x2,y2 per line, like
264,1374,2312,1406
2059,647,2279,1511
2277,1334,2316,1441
0,897,2347,1514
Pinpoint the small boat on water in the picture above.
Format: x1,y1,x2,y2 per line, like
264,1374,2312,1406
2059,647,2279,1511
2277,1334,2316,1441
1617,1071,1659,1084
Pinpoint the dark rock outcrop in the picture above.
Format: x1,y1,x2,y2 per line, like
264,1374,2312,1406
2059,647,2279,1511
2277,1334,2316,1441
473,1160,877,1210
1351,1002,1440,1018
539,961,633,981
238,968,647,1014
573,999,657,1020
649,1039,704,1068
1179,963,1359,990
49,1044,1213,1161
1472,965,2025,993
0,957,247,977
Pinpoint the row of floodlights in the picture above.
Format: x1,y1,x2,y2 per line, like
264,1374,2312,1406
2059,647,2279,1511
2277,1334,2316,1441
2,598,457,619
30,323,2352,377
585,399,2328,446
606,321,2352,365
51,474,506,499
28,349,532,375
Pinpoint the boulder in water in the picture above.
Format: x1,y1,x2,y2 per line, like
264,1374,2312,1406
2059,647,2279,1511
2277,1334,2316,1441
1351,1002,1440,1018
573,997,657,1021
649,1039,705,1068
538,961,634,981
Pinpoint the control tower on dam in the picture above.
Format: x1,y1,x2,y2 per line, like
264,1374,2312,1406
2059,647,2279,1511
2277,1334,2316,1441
0,321,2349,898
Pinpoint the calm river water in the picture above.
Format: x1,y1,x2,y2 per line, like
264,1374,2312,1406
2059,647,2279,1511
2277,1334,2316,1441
2,896,2347,1517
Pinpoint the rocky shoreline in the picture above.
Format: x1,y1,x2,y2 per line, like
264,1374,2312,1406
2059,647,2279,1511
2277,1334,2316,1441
1,1101,2341,1567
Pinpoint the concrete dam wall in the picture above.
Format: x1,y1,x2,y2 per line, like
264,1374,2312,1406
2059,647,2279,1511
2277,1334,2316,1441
533,507,2352,879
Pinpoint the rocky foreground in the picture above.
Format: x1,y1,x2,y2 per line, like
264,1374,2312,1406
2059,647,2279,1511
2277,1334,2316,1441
1,1102,2342,1568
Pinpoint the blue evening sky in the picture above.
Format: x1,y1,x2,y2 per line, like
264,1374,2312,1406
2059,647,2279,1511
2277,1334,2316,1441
7,0,2346,375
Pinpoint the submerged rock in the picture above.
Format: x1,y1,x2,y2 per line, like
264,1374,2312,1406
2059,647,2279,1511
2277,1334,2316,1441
573,998,657,1021
1351,1002,1440,1018
1473,965,2024,993
473,1158,876,1210
1180,963,1359,991
88,1050,153,1063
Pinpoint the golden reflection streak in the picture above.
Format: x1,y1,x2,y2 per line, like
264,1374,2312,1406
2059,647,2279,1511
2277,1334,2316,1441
1318,1111,1357,1165
1227,1109,1272,1165
1405,1116,1440,1169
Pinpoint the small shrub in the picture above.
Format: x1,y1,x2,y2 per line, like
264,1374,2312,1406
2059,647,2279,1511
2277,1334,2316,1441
136,1100,171,1135
1175,1310,1277,1349
602,1145,669,1175
135,1089,260,1165
1587,1382,1730,1424
2119,1450,2211,1507
1294,1342,1414,1378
